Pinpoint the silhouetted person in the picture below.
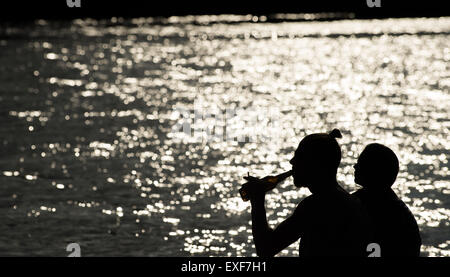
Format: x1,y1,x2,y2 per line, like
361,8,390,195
352,143,422,256
243,129,372,257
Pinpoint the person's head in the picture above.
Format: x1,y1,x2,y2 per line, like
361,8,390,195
354,143,399,189
290,129,342,192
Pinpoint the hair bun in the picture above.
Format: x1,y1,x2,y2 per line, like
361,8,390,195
329,129,342,139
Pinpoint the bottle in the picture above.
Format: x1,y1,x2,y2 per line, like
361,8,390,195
239,170,293,201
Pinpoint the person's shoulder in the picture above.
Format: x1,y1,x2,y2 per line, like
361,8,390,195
386,190,413,212
294,194,318,213
332,187,359,203
393,197,417,221
341,190,366,211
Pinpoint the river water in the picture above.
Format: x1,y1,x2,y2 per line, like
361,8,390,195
0,16,449,256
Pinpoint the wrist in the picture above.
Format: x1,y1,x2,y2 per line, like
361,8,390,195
250,192,266,205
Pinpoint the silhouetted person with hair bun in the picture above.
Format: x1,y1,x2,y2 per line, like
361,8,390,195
243,129,372,257
352,143,422,256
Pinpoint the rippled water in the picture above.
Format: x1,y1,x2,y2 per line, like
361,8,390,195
0,17,449,256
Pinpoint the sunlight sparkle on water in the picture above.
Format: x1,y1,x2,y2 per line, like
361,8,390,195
0,16,448,256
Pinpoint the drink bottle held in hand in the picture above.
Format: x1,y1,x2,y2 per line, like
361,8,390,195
239,170,293,201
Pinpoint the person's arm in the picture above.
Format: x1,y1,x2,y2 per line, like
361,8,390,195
250,194,273,257
248,183,307,257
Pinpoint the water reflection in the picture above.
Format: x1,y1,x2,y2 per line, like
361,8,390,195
0,16,449,256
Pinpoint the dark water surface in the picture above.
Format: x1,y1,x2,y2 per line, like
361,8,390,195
0,17,449,256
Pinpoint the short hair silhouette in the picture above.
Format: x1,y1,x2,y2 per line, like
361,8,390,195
354,143,399,188
292,129,342,168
